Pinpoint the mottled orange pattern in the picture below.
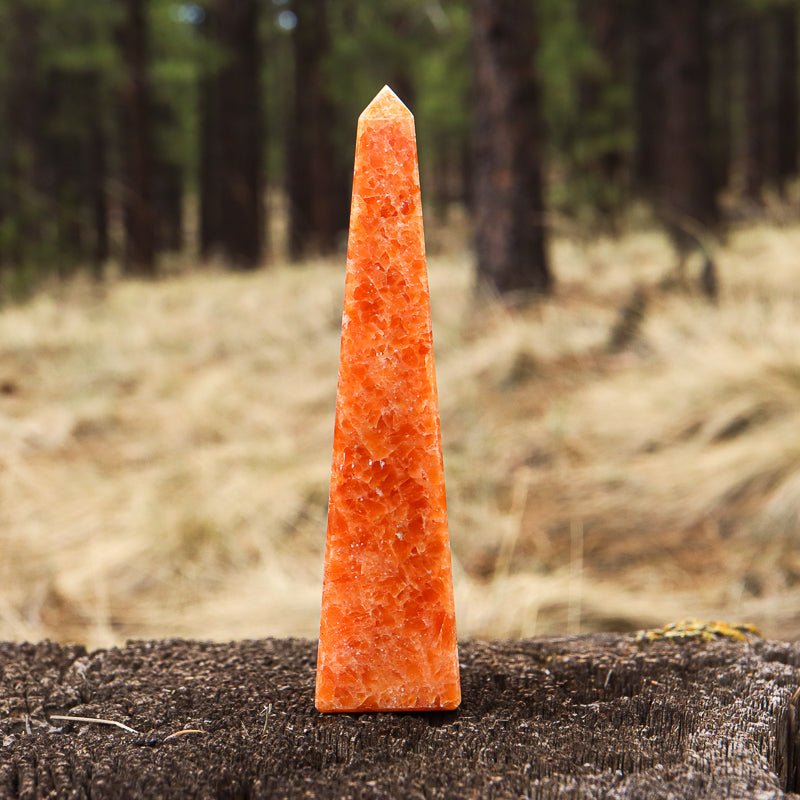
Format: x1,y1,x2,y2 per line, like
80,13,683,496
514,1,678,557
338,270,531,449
315,87,460,713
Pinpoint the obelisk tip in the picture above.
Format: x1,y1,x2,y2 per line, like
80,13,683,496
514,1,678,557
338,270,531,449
360,85,413,122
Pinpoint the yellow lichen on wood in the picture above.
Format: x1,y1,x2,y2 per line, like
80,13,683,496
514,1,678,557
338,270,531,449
635,619,762,644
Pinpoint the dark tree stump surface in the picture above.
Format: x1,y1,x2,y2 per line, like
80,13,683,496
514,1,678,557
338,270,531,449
1,635,799,799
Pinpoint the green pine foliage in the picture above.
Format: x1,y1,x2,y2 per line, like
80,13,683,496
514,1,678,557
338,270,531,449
0,0,796,289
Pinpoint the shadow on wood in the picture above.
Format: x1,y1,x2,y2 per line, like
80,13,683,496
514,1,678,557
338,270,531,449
0,635,798,798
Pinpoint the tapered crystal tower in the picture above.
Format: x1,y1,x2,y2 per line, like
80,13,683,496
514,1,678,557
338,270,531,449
315,87,460,713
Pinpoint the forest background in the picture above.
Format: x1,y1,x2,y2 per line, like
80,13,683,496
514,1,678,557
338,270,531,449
1,0,800,649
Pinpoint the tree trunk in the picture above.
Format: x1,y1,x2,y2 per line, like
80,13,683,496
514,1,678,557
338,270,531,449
49,71,86,273
154,163,183,253
286,0,341,260
771,4,799,196
656,0,719,244
198,31,222,261
742,9,766,203
88,83,110,277
3,0,46,266
153,103,183,253
118,0,157,276
576,0,628,230
471,0,551,297
632,1,664,197
1,7,109,277
709,1,735,196
204,0,263,269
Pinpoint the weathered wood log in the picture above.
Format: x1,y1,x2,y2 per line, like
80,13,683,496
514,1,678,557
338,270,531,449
0,635,798,798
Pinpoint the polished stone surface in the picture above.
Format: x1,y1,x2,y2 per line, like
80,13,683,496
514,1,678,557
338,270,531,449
316,87,460,712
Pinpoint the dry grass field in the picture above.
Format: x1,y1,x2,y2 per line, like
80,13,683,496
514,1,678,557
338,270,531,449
1,222,799,649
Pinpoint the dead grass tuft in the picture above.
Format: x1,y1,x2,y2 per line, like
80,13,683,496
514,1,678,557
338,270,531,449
1,224,800,646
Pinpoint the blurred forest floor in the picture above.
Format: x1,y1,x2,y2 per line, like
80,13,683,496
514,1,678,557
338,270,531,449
1,221,800,649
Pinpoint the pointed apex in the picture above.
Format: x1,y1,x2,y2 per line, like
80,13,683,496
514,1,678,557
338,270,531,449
361,85,413,121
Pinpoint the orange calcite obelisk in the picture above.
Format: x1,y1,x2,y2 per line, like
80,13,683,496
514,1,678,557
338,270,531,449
315,86,460,713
